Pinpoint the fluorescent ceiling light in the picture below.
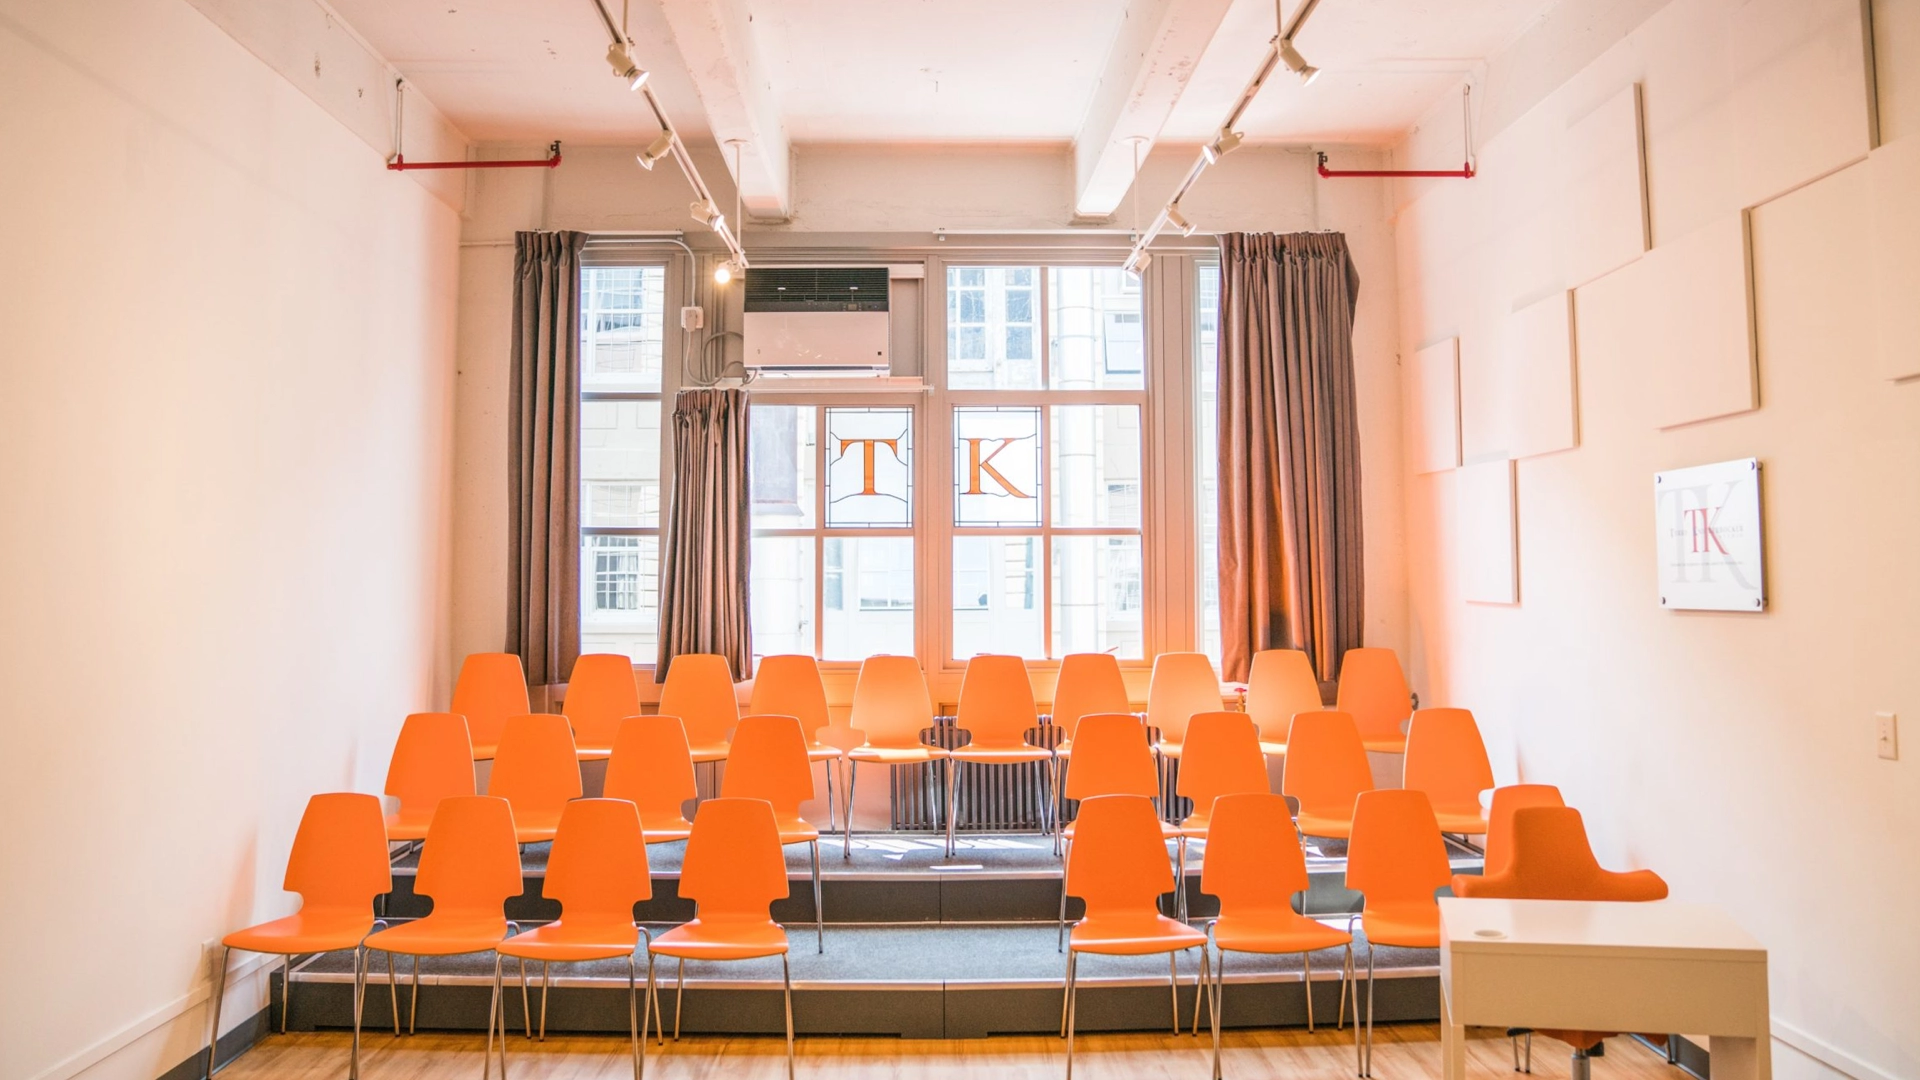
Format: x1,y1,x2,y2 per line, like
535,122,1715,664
606,40,650,90
636,131,674,171
1279,39,1319,85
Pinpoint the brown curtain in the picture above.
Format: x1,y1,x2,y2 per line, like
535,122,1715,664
507,231,587,686
1216,232,1365,687
656,387,752,681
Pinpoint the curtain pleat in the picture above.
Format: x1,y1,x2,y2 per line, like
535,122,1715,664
1216,232,1365,686
507,231,586,687
656,387,752,681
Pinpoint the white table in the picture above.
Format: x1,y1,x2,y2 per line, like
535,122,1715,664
1439,897,1770,1080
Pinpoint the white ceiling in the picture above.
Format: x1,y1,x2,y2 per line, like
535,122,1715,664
332,0,1556,148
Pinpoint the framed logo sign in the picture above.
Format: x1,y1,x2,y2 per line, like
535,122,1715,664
1653,457,1765,611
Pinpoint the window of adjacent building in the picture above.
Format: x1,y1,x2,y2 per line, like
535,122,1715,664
1195,261,1222,664
579,265,665,659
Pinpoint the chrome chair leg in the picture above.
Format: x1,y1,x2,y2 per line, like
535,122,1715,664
1058,946,1073,1038
627,954,643,1080
843,761,858,861
1360,942,1376,1078
1175,837,1189,924
486,955,504,1080
945,758,960,857
517,958,532,1039
646,952,664,1046
409,955,421,1036
1210,946,1224,1080
1193,946,1209,1037
539,960,551,1041
348,946,364,1080
385,950,400,1036
1168,952,1180,1033
205,946,230,1080
1305,950,1315,1033
673,958,686,1040
811,839,825,952
781,953,796,1080
1339,942,1352,1030
823,758,838,834
1064,951,1080,1080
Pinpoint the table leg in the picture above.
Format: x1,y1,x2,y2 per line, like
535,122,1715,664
1440,986,1467,1080
1711,1036,1768,1080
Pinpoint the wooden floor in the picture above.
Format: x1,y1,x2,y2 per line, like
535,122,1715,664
221,1025,1691,1079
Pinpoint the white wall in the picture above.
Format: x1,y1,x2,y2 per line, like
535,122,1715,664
1393,1,1919,1077
447,141,1409,703
0,1,461,1077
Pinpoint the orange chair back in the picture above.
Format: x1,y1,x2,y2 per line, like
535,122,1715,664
1334,647,1412,744
1403,708,1495,815
657,653,740,748
1065,795,1174,917
956,654,1040,749
679,797,790,920
563,653,640,752
384,713,475,831
1145,652,1221,745
1175,712,1269,825
284,792,392,916
451,653,531,754
1482,784,1564,878
848,655,935,749
488,714,583,814
721,714,816,814
1050,653,1131,742
1064,713,1158,801
415,796,524,916
1244,649,1322,744
603,716,699,830
748,655,832,741
1201,792,1309,915
1345,789,1451,906
1459,806,1669,902
1281,711,1374,821
544,798,653,920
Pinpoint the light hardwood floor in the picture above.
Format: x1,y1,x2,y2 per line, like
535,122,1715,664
219,1025,1691,1079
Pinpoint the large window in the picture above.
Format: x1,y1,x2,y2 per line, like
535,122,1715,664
948,266,1146,661
579,265,665,658
1195,262,1222,663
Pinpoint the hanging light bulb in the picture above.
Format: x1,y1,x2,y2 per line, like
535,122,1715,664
606,40,650,90
713,261,735,285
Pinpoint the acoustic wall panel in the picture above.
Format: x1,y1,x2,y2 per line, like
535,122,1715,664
1505,290,1579,457
1458,458,1519,605
1870,136,1920,381
1644,214,1758,429
1561,83,1649,288
1406,337,1461,473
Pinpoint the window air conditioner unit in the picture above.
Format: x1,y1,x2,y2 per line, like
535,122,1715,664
743,266,890,375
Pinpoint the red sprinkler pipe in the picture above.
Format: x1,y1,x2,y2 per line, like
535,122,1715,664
389,141,562,172
1316,151,1474,179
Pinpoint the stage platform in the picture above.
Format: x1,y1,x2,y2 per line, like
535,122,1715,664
280,831,1482,1039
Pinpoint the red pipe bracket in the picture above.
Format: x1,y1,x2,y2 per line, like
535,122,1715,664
1315,151,1474,179
389,141,563,172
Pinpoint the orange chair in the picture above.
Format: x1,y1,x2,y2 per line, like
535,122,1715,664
1480,784,1565,878
1057,713,1183,942
1199,792,1353,1070
657,653,740,763
452,652,532,760
488,714,583,844
723,714,828,951
208,793,390,1079
383,713,475,843
1345,789,1451,1078
492,799,659,1074
1174,711,1269,896
1454,805,1668,1076
1146,651,1224,759
948,654,1055,856
842,655,949,859
1402,708,1496,835
603,715,699,844
1047,652,1133,830
749,654,849,831
1060,794,1209,1079
647,797,796,1076
1244,649,1322,757
1334,647,1414,753
363,796,523,1038
562,653,640,760
1281,712,1375,840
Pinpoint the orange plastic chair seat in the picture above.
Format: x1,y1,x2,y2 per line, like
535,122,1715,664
1155,740,1184,759
847,745,949,764
1070,913,1207,956
1213,911,1353,955
650,917,790,961
1361,903,1441,949
806,743,842,762
952,744,1052,764
223,912,373,956
689,741,731,763
773,811,820,844
471,741,500,760
1362,736,1407,754
1053,739,1074,758
497,920,641,963
642,817,695,844
1258,740,1287,756
385,810,435,843
512,811,564,844
575,744,615,761
367,915,510,957
1433,807,1488,834
1295,810,1355,839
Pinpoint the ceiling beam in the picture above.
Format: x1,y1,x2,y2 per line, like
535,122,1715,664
1071,0,1237,220
656,0,791,221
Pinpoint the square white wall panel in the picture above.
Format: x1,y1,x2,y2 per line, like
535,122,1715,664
1457,458,1519,605
1406,337,1461,474
1562,83,1649,288
1871,135,1920,381
1506,290,1579,457
1641,214,1758,429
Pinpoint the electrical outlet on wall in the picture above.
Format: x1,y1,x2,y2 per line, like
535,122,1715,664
680,305,705,332
1876,713,1899,761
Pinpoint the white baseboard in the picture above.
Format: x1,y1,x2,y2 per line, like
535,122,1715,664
28,953,275,1080
1773,1018,1902,1080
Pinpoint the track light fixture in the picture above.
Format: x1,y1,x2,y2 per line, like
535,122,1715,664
635,131,674,171
1201,129,1245,165
606,39,650,90
1278,39,1319,85
690,200,725,231
713,260,739,285
1124,249,1153,277
1165,206,1196,237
